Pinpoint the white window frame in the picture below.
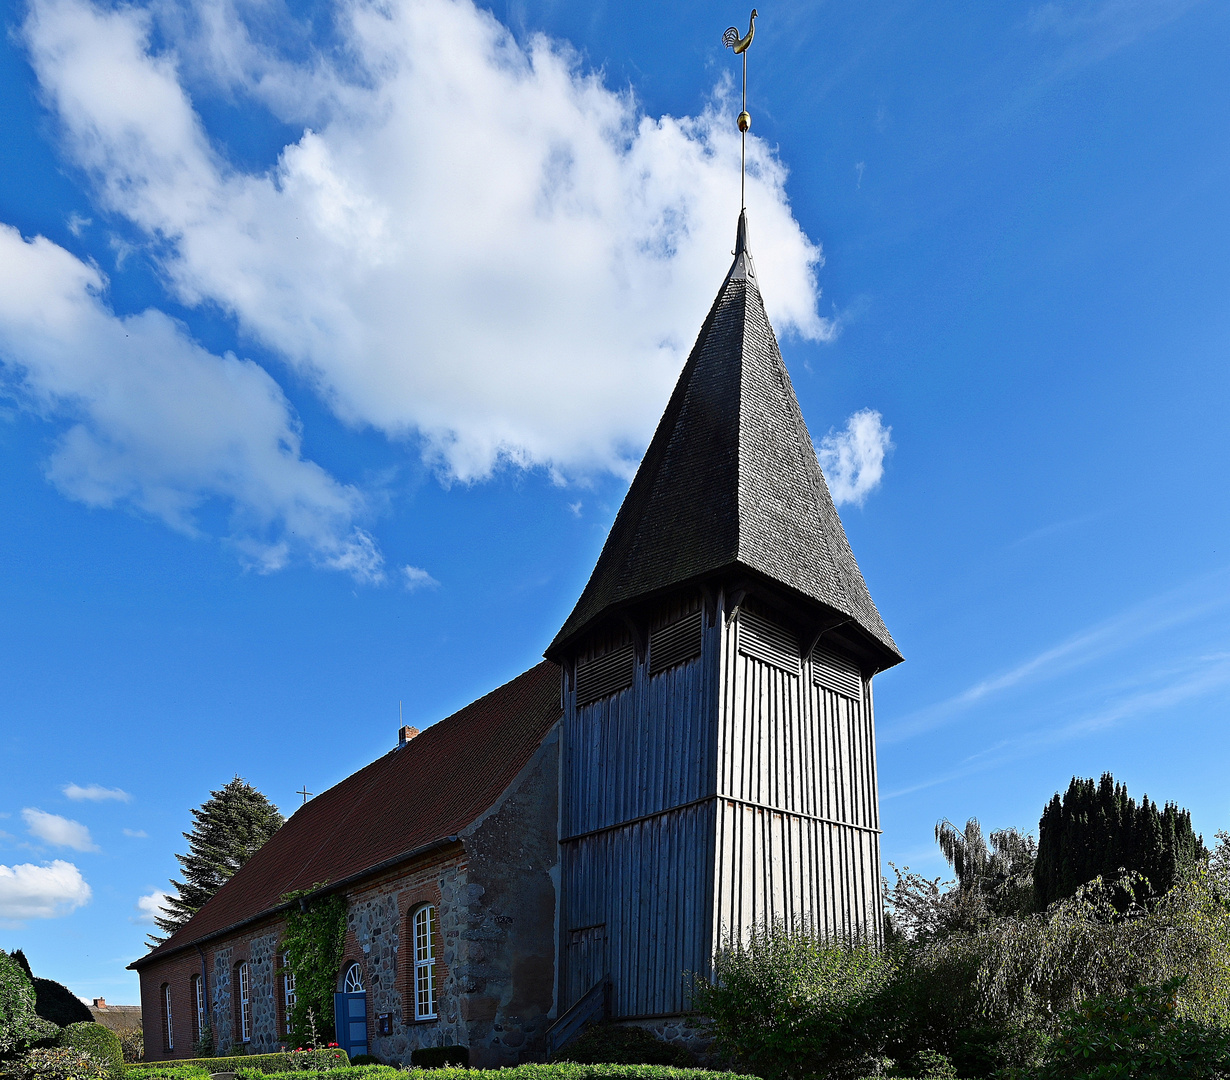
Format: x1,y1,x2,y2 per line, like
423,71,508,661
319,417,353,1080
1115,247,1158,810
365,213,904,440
164,984,174,1051
343,963,364,993
413,905,437,1021
238,962,251,1043
282,953,295,1036
192,974,205,1044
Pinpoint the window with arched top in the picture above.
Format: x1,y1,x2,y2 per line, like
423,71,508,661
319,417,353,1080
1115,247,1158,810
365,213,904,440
282,952,296,1036
190,974,204,1045
343,963,364,993
413,904,437,1021
236,962,251,1043
162,983,174,1052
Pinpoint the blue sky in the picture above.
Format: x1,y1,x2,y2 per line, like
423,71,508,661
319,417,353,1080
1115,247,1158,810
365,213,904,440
1,0,1228,1002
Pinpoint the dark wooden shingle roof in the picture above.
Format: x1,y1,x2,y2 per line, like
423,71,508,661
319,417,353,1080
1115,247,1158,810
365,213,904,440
133,661,561,967
548,214,901,668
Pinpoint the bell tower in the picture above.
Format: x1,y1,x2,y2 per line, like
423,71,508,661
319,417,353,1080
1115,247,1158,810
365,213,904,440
545,212,902,1021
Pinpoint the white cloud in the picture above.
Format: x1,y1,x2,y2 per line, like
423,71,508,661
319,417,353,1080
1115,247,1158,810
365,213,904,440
66,211,91,236
135,889,170,924
22,0,828,488
401,565,439,592
63,782,131,803
817,409,893,507
0,225,384,579
122,828,148,838
23,808,98,852
0,860,92,920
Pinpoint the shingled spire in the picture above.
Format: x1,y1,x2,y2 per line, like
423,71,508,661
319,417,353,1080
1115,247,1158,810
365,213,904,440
547,212,901,669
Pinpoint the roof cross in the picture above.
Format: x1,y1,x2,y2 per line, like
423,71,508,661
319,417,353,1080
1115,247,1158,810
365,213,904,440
297,785,313,805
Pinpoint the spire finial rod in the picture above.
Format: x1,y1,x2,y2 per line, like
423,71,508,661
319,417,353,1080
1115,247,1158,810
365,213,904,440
723,9,758,212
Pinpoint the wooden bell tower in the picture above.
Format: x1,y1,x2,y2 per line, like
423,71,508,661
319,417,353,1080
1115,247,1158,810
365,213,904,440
544,212,903,1022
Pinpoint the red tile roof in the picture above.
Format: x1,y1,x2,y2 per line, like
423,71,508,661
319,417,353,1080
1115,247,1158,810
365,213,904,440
134,661,561,967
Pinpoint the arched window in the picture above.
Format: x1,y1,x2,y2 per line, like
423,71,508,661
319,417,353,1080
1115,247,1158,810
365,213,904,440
190,974,205,1044
282,953,296,1036
343,963,364,993
237,962,251,1043
162,983,174,1052
413,905,437,1021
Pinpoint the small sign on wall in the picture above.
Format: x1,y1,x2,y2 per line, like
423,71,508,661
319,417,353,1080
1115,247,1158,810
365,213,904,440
377,1013,392,1037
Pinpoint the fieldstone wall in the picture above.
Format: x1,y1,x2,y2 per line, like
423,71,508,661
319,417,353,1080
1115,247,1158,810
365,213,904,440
249,932,280,1052
211,947,233,1053
457,723,560,1066
626,1016,721,1066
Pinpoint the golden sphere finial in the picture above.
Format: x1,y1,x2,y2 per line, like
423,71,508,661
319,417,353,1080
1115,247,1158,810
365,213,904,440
737,110,751,133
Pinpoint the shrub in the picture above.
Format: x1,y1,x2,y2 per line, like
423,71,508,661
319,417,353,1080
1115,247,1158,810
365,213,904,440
122,1067,210,1080
409,1047,467,1068
554,1025,693,1067
8,1046,111,1080
30,982,92,1030
237,1068,399,1080
234,1069,755,1080
693,924,897,1080
1,953,58,1059
974,870,1230,1027
114,1030,142,1066
130,1050,348,1075
57,1026,122,1080
343,1057,379,1067
1020,979,1230,1080
904,1049,956,1079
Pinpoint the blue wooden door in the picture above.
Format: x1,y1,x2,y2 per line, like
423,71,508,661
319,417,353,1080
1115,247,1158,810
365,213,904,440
333,992,367,1058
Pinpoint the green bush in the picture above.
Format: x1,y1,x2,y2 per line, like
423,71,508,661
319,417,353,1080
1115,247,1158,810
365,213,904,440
1,953,58,1059
122,1067,209,1080
7,1046,112,1080
237,1068,399,1080
1018,979,1230,1080
553,1025,693,1067
133,1050,348,1075
113,1031,142,1066
409,1046,468,1068
57,1026,122,1080
693,924,896,1080
277,1070,752,1080
904,1049,956,1079
342,1057,379,1067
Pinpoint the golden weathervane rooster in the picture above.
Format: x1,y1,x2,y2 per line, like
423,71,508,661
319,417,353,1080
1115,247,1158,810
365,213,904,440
723,8,758,209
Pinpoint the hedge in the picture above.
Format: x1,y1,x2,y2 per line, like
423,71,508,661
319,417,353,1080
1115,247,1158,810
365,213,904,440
232,1069,757,1080
126,1050,347,1080
58,1024,124,1080
236,1069,397,1080
128,1063,759,1080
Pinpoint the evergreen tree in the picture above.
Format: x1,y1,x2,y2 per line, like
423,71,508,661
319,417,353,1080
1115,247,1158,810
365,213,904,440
8,950,92,1027
1033,772,1205,910
152,777,284,943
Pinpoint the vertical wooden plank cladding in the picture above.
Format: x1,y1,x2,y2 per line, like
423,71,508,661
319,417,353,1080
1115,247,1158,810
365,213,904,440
561,597,885,1019
561,801,717,1016
560,605,722,1016
563,650,714,839
713,610,883,946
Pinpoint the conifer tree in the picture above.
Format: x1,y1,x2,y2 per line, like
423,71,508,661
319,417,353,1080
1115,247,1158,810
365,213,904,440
152,777,284,943
1033,772,1205,910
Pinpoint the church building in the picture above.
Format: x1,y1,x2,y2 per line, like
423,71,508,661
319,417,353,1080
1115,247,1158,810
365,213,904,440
131,211,902,1067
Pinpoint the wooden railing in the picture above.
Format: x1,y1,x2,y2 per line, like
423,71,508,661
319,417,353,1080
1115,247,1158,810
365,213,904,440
544,976,610,1055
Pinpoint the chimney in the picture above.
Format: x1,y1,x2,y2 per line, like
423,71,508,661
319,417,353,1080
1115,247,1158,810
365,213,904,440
398,725,419,748
93,998,106,1009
